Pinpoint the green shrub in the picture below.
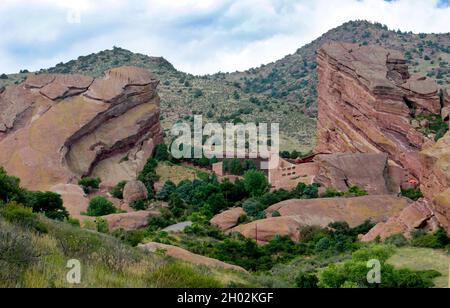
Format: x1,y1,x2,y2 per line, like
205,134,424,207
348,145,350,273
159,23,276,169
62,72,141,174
401,188,424,201
154,144,169,161
112,229,146,247
110,181,127,199
67,218,81,227
243,170,269,197
130,199,148,211
156,181,176,201
78,177,101,194
384,233,409,247
0,202,47,233
295,272,319,288
412,228,450,249
87,196,116,217
29,191,69,221
272,210,281,217
96,218,109,234
0,167,28,205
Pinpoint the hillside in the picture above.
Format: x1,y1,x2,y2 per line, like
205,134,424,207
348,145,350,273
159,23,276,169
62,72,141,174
1,20,449,152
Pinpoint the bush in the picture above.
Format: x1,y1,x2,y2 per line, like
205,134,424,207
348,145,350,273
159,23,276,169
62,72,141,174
78,177,101,194
0,167,28,205
295,272,319,288
112,229,146,247
154,144,169,161
130,199,148,211
96,218,109,234
110,181,127,199
87,196,116,217
384,233,409,247
401,188,424,201
272,210,281,217
156,181,176,201
243,170,269,197
29,191,69,221
0,202,47,233
412,228,450,249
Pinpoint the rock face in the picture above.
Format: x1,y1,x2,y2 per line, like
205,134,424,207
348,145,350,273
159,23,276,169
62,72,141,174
315,42,450,235
314,153,404,195
0,66,163,191
231,196,409,243
210,208,245,231
139,242,247,273
315,42,440,182
123,180,148,204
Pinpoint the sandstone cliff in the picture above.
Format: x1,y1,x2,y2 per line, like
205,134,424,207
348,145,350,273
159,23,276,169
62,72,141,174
315,42,450,236
0,66,163,191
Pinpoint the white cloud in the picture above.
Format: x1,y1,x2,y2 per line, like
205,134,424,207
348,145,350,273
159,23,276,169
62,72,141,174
0,0,448,75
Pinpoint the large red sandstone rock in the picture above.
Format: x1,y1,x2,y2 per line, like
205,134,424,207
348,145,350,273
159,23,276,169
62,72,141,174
315,42,450,234
139,242,247,273
0,67,163,191
102,210,159,231
361,199,436,242
123,180,148,204
314,153,403,195
210,207,245,231
231,196,409,243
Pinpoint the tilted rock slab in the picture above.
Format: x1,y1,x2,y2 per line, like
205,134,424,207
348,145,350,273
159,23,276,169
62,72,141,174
315,42,450,235
210,207,246,231
231,195,409,243
0,66,163,191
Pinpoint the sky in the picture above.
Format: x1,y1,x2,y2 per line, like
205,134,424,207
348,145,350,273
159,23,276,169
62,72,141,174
0,0,449,75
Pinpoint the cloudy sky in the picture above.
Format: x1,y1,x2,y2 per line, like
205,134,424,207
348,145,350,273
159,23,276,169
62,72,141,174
0,0,449,75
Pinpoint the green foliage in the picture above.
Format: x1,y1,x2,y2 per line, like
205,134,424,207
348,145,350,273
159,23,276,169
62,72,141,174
156,180,177,201
154,144,170,161
0,202,47,234
150,263,223,288
138,158,160,196
96,218,109,234
29,191,69,221
130,199,148,211
412,228,450,249
243,170,269,197
242,198,266,219
67,218,81,227
112,229,146,247
272,210,281,217
401,188,424,201
323,186,368,198
0,167,28,205
295,272,319,288
318,245,439,288
222,159,257,176
78,177,101,194
110,181,127,199
87,196,116,217
384,233,409,247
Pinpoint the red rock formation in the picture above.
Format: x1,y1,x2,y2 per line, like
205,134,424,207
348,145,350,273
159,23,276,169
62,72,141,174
315,42,450,236
0,66,163,191
210,207,245,231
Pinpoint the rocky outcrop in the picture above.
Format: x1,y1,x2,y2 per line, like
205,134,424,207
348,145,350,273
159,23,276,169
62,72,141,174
315,42,450,235
210,208,245,231
139,242,247,273
360,199,438,242
231,196,409,243
314,153,404,195
315,42,440,183
123,180,148,204
0,66,163,191
102,210,159,231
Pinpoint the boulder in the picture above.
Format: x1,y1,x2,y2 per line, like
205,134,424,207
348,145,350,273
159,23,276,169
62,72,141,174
0,66,163,191
102,210,159,231
210,208,246,231
230,216,303,243
139,242,247,273
123,181,148,204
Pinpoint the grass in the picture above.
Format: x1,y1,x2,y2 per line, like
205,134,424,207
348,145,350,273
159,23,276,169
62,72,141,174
155,162,209,185
0,211,252,288
387,247,449,288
